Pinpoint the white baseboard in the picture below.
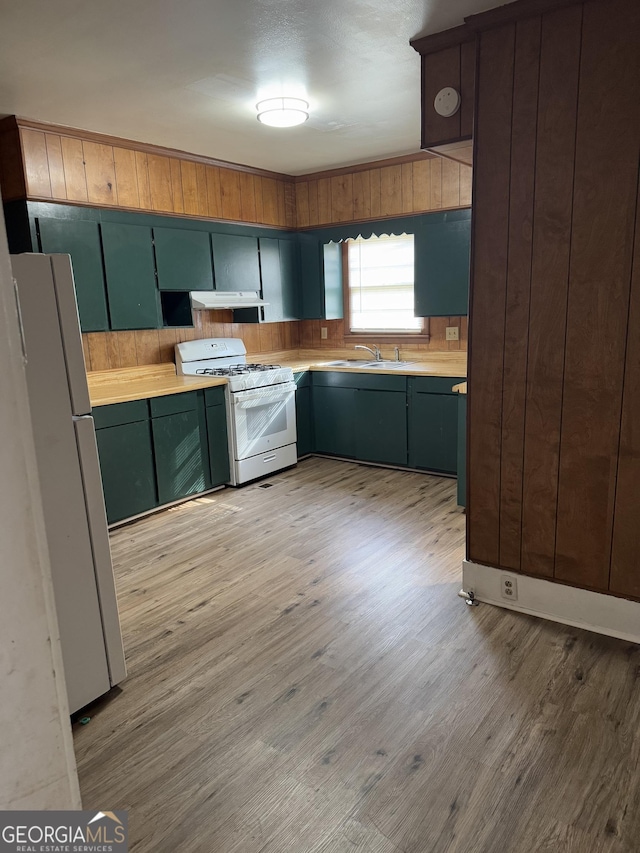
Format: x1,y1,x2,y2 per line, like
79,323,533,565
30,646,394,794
462,560,640,645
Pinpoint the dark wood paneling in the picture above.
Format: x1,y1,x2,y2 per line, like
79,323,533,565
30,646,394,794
422,46,462,147
555,0,640,590
467,24,515,567
499,16,541,571
611,168,640,599
520,5,582,579
460,40,476,139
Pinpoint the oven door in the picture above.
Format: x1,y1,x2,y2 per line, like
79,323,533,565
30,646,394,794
230,381,297,460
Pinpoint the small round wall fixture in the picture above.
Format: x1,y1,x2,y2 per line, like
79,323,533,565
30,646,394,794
434,87,461,118
256,97,309,127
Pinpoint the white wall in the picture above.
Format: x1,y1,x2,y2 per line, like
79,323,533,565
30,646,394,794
0,200,81,808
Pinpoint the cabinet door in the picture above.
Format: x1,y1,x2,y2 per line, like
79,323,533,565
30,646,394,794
37,217,109,332
356,389,407,466
457,395,467,507
279,238,300,320
260,238,300,322
298,234,323,319
408,392,458,473
206,402,230,486
414,211,471,317
323,242,343,321
313,385,356,457
95,420,157,523
295,381,313,457
101,222,160,330
154,227,213,291
259,237,284,322
211,233,260,292
152,410,208,504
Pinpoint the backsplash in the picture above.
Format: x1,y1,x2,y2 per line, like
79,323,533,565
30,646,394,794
82,313,466,371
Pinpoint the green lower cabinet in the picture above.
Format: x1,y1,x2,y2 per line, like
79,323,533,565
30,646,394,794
205,402,230,486
355,389,407,466
408,378,463,474
457,394,467,507
151,409,208,504
294,373,313,457
313,385,357,457
95,416,158,524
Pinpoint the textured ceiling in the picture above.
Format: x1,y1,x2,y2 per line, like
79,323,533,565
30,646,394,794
0,0,502,175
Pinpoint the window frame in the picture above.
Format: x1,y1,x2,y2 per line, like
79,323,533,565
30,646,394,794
340,240,431,343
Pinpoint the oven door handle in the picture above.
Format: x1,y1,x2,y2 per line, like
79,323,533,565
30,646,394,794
233,382,296,407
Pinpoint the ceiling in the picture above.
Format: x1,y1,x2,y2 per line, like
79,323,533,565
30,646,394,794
0,0,502,176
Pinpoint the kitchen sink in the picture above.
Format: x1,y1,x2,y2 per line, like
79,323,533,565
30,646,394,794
321,359,415,369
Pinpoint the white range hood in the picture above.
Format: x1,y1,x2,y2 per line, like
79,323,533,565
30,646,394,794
190,291,268,310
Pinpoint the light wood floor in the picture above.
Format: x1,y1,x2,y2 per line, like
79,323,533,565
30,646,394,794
74,457,640,853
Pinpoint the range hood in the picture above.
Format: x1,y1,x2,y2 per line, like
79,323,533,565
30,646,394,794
190,291,268,310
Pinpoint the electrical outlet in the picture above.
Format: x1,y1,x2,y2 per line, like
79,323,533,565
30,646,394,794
501,575,518,601
445,326,459,341
321,326,328,340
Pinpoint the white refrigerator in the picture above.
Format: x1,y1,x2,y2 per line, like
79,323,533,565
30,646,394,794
11,253,126,713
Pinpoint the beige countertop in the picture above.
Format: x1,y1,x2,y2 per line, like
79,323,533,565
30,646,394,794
88,364,227,407
87,349,467,407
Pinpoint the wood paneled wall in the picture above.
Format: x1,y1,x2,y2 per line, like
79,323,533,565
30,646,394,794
81,315,300,372
1,118,295,228
298,317,467,354
467,0,640,601
294,155,472,227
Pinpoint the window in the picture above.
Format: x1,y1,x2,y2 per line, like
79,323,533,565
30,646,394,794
346,234,423,334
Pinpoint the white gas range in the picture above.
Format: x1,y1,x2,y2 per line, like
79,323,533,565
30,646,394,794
175,338,297,486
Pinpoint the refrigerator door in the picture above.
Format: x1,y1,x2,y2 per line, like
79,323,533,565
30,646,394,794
50,254,92,416
12,253,120,712
74,415,127,686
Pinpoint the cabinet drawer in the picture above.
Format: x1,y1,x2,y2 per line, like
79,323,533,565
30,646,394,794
93,399,149,429
409,376,465,395
150,391,198,418
204,385,227,407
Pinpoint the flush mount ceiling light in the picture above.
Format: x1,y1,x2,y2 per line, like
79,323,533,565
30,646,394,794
256,97,309,127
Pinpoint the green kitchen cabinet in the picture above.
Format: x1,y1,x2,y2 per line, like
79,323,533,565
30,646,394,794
457,393,467,507
260,237,299,321
313,384,357,457
150,392,209,504
101,221,160,330
153,226,214,291
37,217,109,332
94,400,157,524
355,389,407,466
414,209,471,317
298,235,343,320
313,371,407,464
294,372,313,457
408,377,465,474
204,386,230,486
211,233,261,292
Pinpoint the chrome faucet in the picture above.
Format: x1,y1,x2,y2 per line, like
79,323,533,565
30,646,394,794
355,344,381,361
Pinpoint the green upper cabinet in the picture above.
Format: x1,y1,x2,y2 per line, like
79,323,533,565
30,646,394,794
101,222,160,330
414,209,471,317
298,235,343,320
153,227,214,291
211,233,260,292
259,237,299,322
37,217,109,332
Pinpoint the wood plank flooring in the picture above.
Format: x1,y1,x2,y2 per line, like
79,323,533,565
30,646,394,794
73,458,640,853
